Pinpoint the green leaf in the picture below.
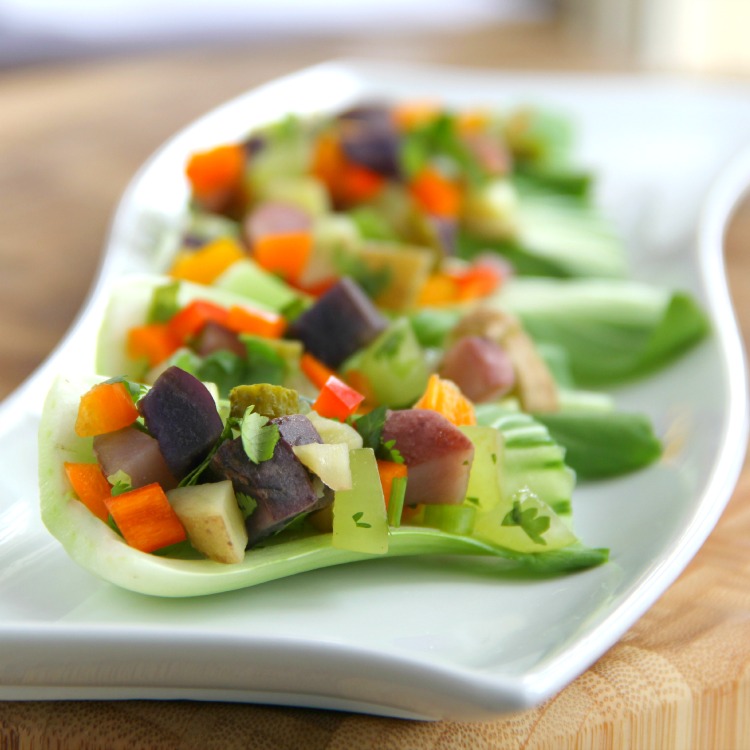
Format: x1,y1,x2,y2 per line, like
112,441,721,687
241,407,280,464
103,376,146,403
178,419,236,487
242,338,286,385
107,470,132,497
333,248,392,300
351,407,402,463
236,492,258,519
534,410,662,479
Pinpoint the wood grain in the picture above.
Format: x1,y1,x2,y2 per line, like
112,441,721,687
1,22,749,750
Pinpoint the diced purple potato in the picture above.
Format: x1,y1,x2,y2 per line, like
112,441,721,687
243,200,312,248
181,233,209,249
242,134,266,158
93,426,178,491
273,413,324,447
382,409,474,505
339,118,401,178
209,415,325,546
337,103,393,125
427,215,458,256
192,321,246,358
439,336,516,403
138,366,224,480
287,277,388,368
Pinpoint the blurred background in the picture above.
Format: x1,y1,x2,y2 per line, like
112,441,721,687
1,0,749,72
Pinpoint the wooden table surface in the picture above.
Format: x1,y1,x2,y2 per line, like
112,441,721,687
2,22,750,749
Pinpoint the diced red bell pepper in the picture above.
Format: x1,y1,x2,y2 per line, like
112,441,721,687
312,375,365,420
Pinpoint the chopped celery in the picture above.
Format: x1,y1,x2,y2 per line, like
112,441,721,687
213,258,306,313
341,318,430,408
423,505,476,536
387,476,407,528
332,448,389,554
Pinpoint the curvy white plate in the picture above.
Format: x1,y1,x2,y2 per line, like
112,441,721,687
0,61,748,721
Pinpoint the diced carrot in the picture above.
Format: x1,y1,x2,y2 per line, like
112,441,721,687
104,483,186,553
127,323,182,367
252,231,312,283
338,163,385,204
75,381,140,437
300,352,337,390
170,237,245,285
409,167,461,218
417,273,460,306
185,144,245,202
64,462,111,522
413,374,476,427
167,299,229,342
312,133,384,205
312,376,365,421
376,460,408,510
225,305,287,339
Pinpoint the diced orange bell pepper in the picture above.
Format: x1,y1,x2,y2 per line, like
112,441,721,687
417,273,460,306
170,237,245,285
75,381,140,437
312,376,365,421
409,167,461,218
104,483,186,553
413,374,476,427
167,299,229,342
392,101,440,131
64,462,111,522
252,231,312,283
127,323,182,367
451,264,504,301
186,144,245,202
225,305,287,339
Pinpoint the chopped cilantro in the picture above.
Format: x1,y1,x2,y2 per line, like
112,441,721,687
501,500,551,545
241,406,280,464
236,492,258,519
333,248,391,300
107,470,132,497
178,418,237,487
352,511,372,529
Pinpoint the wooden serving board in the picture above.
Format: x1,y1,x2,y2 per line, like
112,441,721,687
1,27,749,749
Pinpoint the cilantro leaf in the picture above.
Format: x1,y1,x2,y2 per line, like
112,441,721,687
236,492,258,519
241,407,280,464
178,418,237,487
501,500,551,545
352,511,372,529
107,470,132,497
351,406,404,464
333,248,391,300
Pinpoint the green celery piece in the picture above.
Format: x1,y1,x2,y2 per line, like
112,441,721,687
213,258,306,313
341,318,430,408
496,278,710,387
39,375,607,598
408,308,461,348
512,166,593,200
332,448,389,554
533,411,663,479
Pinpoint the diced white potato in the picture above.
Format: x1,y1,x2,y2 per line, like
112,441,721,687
292,442,352,491
167,480,248,564
307,412,364,450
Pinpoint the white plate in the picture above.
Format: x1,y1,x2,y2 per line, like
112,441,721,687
1,60,748,721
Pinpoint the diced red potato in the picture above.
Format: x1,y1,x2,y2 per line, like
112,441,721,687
449,306,559,412
382,409,474,505
463,132,512,176
192,320,245,358
243,200,312,247
93,426,178,491
439,336,516,403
